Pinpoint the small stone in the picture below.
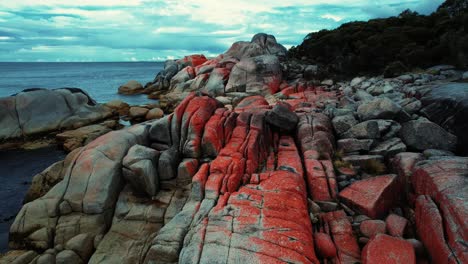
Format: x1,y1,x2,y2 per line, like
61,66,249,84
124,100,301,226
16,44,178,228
342,155,384,168
337,138,374,153
354,214,371,224
360,220,386,238
332,115,358,135
385,214,408,237
314,232,337,258
308,199,322,214
357,97,401,121
316,201,338,212
341,120,380,139
351,77,365,87
145,108,164,120
370,138,406,157
355,90,374,101
129,106,149,119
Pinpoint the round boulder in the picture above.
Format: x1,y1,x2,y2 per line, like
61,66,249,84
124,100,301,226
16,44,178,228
145,108,164,120
118,80,144,95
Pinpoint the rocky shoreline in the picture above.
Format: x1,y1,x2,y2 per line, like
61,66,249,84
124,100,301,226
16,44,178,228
0,32,467,264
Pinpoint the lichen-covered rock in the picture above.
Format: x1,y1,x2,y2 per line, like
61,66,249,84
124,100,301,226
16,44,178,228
412,157,468,263
362,234,415,264
339,175,400,218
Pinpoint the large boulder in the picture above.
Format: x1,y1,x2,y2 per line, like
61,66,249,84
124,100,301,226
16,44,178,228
118,80,144,95
339,174,400,218
224,33,287,60
400,118,457,152
420,83,468,154
225,55,282,96
0,88,112,141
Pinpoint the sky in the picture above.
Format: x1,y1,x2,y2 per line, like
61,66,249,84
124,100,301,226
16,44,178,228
0,0,445,62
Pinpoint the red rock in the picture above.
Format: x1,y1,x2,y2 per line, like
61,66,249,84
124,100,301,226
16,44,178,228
234,95,270,113
297,113,337,202
178,54,207,67
385,214,408,237
412,157,468,263
191,163,209,201
179,96,218,158
314,232,336,258
339,174,400,218
201,108,237,158
362,234,416,264
360,220,386,238
415,195,459,264
392,152,424,201
320,210,361,263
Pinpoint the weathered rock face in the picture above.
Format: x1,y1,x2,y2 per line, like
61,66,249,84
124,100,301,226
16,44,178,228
412,156,468,264
122,144,160,197
225,55,282,96
5,36,468,264
5,78,468,264
0,88,113,141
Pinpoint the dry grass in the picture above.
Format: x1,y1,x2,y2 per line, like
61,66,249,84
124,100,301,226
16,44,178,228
361,159,386,175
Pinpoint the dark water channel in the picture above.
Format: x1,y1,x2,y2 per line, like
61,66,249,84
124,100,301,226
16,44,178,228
0,146,66,252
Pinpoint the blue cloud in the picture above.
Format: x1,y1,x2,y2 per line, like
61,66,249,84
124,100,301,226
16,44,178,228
0,1,444,61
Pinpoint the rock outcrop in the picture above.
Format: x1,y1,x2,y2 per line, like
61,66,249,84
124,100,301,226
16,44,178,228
139,33,288,111
0,88,113,142
2,33,468,264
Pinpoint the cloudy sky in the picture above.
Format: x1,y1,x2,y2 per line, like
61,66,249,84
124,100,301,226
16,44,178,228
0,0,444,62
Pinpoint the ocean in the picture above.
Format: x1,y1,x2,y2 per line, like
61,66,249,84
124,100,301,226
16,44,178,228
0,62,164,105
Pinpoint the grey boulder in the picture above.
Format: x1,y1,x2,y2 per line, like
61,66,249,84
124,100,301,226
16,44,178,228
357,97,401,121
0,88,112,141
400,118,457,152
265,103,299,132
225,55,282,96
